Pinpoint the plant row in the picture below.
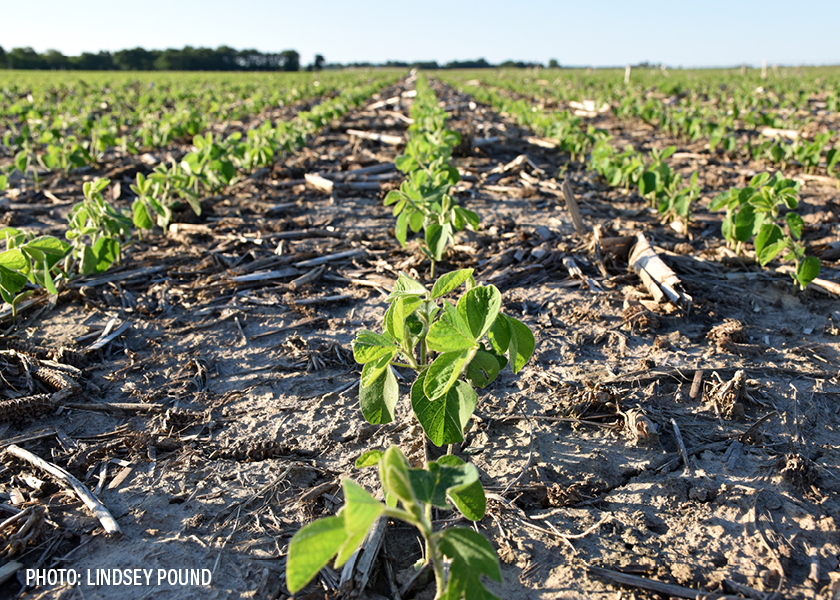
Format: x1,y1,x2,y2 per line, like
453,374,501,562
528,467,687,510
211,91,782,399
443,79,700,225
0,71,393,180
613,92,839,176
383,74,479,276
439,75,823,291
288,268,535,598
453,69,840,178
1,76,397,311
286,79,536,598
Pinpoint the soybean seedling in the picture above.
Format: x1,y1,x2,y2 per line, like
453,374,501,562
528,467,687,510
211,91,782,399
352,269,535,448
286,445,502,600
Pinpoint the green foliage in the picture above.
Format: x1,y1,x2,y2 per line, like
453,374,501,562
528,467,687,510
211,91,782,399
286,446,501,599
441,68,840,181
66,178,133,275
589,140,699,224
352,269,534,447
710,172,820,289
0,227,70,312
0,70,397,183
793,132,832,173
386,75,478,275
0,73,399,317
130,172,172,231
827,146,840,176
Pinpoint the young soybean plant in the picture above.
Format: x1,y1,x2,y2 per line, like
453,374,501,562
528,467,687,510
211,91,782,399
66,178,133,275
352,269,535,447
710,172,820,290
385,75,479,276
286,445,502,599
0,227,70,313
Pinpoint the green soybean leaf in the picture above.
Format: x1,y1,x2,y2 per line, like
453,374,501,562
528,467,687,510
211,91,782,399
388,273,427,301
431,269,475,299
738,187,757,205
424,457,485,520
220,160,236,183
412,373,477,446
749,172,770,188
181,190,202,216
425,223,451,262
360,363,398,424
353,330,398,364
487,313,511,355
286,516,348,594
392,199,407,217
466,350,502,388
379,446,416,506
507,316,535,374
459,208,480,230
335,481,384,566
441,463,486,521
709,190,732,212
390,296,423,345
440,529,501,580
441,564,499,600
796,256,820,289
457,285,501,340
0,264,28,295
734,204,757,243
394,155,414,173
408,210,424,233
383,190,402,206
439,529,502,600
132,200,154,230
0,249,27,272
785,212,804,240
426,318,476,352
41,261,58,295
640,171,657,197
20,244,45,263
395,211,409,246
404,468,435,506
355,450,384,469
413,459,477,511
0,227,22,241
754,223,784,264
424,350,471,401
26,236,69,261
759,239,787,266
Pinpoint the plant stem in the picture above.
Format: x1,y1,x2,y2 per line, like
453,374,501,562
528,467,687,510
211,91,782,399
428,536,446,600
421,505,446,599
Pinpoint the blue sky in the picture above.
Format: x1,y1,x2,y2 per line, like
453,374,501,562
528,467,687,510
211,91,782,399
1,0,838,68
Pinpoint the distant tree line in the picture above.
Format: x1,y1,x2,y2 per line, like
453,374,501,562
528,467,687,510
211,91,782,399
0,44,560,71
0,45,302,71
341,58,550,70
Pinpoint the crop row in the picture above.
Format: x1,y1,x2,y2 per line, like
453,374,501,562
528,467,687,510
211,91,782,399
438,73,821,289
286,75,536,599
469,67,840,129
452,69,840,178
383,74,479,275
1,74,398,311
0,71,394,181
0,71,531,598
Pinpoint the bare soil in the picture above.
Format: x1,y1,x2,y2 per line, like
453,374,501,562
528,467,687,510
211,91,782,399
1,77,839,600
